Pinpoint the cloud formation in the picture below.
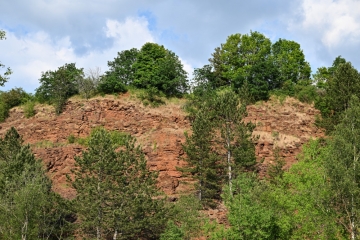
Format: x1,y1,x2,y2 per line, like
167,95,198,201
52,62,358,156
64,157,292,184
0,0,359,91
1,17,155,91
290,0,360,69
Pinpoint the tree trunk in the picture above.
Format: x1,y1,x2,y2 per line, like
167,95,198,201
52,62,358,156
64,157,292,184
226,123,232,195
113,230,118,240
97,181,102,240
21,214,28,240
351,144,357,240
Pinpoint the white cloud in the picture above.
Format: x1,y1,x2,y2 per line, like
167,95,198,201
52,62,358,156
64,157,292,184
179,57,193,78
1,17,158,92
105,17,155,47
296,0,360,49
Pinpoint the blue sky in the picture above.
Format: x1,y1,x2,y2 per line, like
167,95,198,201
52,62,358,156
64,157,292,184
1,0,360,92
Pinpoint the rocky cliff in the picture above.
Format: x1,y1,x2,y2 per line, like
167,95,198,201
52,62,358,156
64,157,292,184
0,94,324,199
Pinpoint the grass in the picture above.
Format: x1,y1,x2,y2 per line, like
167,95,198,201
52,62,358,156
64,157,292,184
32,140,66,149
67,129,130,147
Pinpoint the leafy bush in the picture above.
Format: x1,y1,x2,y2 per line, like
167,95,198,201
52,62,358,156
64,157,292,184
138,87,165,107
97,74,127,94
23,100,36,118
0,101,8,122
73,129,129,147
35,63,83,115
0,88,32,122
67,134,76,144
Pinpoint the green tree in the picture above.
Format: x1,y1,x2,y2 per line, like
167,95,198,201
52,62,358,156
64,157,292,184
315,59,360,133
208,31,274,101
98,48,139,94
106,48,138,86
221,173,286,240
35,63,83,114
213,88,256,193
182,94,221,206
214,140,342,239
77,67,101,99
0,30,12,86
182,88,256,206
0,127,72,239
161,195,207,240
133,42,188,97
70,128,167,240
271,39,311,88
326,96,360,239
0,88,32,122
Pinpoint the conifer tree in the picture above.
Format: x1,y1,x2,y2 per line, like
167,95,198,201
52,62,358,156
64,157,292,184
182,100,221,206
0,127,72,240
213,88,256,194
70,128,167,240
183,88,256,206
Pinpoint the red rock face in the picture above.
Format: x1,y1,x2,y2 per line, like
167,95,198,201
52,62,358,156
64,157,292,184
0,95,324,199
245,96,324,175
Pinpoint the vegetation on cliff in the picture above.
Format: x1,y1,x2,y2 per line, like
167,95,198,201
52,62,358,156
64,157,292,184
1,28,360,239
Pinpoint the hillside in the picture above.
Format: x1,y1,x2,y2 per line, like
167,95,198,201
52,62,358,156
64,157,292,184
0,93,324,200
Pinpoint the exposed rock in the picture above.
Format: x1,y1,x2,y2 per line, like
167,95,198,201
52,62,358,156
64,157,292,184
0,95,324,200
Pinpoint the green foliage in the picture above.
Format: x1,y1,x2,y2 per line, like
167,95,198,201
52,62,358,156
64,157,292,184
98,73,127,94
133,42,188,97
138,86,165,107
0,88,32,122
195,32,312,102
35,63,83,114
314,56,360,133
267,147,285,184
208,31,273,101
70,128,167,239
326,96,360,239
173,195,205,239
67,134,76,144
70,129,129,147
160,221,185,240
217,139,343,239
23,100,36,118
0,127,73,239
222,173,290,240
77,67,101,99
0,30,12,86
182,88,256,206
101,43,188,97
103,48,139,86
271,39,311,86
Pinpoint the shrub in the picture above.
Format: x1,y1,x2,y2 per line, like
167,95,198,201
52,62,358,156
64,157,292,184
67,134,76,144
97,74,127,94
0,88,32,122
23,100,36,118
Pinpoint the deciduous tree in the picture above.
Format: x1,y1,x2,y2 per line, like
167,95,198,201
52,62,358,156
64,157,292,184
326,96,360,239
0,30,12,86
35,63,83,114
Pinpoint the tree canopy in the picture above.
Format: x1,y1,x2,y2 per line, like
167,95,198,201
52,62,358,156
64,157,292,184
35,63,84,114
100,42,188,97
70,128,167,239
0,30,12,86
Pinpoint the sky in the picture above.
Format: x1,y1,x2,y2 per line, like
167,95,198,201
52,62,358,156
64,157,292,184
1,0,360,92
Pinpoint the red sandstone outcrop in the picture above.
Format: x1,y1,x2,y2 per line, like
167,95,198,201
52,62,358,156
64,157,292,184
0,94,324,200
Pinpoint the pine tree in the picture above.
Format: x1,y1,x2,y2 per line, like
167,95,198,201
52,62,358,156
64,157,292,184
182,88,256,206
182,101,221,206
213,88,256,194
0,127,72,240
70,128,167,240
